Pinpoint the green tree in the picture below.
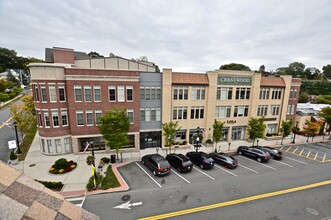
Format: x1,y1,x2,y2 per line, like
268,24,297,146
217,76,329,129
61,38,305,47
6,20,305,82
318,106,331,137
219,63,251,71
288,62,305,77
316,95,331,105
162,121,181,154
0,47,18,72
247,117,266,146
322,64,331,79
279,120,292,145
258,65,265,73
98,108,130,160
212,120,224,152
88,51,104,58
298,91,309,103
0,79,7,92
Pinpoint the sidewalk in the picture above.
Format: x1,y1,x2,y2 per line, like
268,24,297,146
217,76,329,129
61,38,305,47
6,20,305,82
10,132,330,197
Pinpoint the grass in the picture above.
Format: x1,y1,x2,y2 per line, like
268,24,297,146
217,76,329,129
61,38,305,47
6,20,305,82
18,126,37,161
86,165,121,191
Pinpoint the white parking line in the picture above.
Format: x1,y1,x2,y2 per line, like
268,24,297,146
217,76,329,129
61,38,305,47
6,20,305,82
171,170,191,184
272,160,293,168
193,167,215,180
238,164,258,174
214,164,238,177
239,156,277,171
135,162,162,188
283,156,309,165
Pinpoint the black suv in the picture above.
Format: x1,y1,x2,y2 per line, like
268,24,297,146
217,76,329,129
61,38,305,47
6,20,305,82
166,153,193,173
186,151,214,169
141,154,171,176
237,146,270,162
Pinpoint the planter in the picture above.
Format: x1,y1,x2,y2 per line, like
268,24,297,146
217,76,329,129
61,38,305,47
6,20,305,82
264,136,283,141
10,158,18,165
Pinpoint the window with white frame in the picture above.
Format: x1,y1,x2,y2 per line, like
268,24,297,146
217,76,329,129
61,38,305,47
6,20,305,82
44,111,50,127
109,86,116,101
37,110,43,126
176,130,186,140
126,86,133,101
293,89,298,100
76,111,84,126
291,104,295,115
140,86,161,100
95,110,102,125
267,124,277,134
287,105,291,115
259,88,270,99
55,139,62,153
215,106,231,118
118,86,125,102
41,139,45,152
216,87,233,100
156,108,161,121
173,107,188,120
192,86,206,100
41,85,47,102
272,88,282,99
49,85,57,102
94,86,101,102
64,137,71,152
52,110,59,127
34,85,39,102
84,86,92,102
150,87,156,100
86,111,93,126
257,105,268,116
235,87,250,100
173,86,188,100
289,89,293,100
58,85,66,102
74,86,82,102
127,109,134,124
61,110,68,126
190,106,204,119
156,87,161,100
270,105,280,115
140,108,161,122
234,105,249,117
47,140,53,153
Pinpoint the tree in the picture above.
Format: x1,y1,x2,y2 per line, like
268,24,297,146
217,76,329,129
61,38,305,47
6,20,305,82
322,64,331,79
298,91,309,103
279,120,292,145
219,63,251,71
258,65,265,73
98,108,130,160
247,117,266,146
316,95,331,105
212,120,224,152
288,62,305,77
88,51,104,58
135,56,149,62
10,94,36,137
0,47,18,72
304,120,322,142
318,106,331,137
162,121,181,154
303,67,321,80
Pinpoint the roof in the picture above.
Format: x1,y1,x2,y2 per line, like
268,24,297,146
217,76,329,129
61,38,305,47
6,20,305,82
260,76,285,87
0,161,99,220
45,48,89,63
172,72,209,85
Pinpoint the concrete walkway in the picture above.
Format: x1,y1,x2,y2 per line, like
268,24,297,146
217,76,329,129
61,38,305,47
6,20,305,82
10,132,330,197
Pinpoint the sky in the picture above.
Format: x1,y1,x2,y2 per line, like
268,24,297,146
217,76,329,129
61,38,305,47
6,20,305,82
1,0,331,72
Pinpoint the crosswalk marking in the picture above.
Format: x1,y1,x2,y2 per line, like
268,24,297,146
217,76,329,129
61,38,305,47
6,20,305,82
65,195,86,207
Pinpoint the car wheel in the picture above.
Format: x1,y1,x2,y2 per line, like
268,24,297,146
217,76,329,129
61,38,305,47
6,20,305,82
141,160,145,165
152,170,157,176
257,157,262,162
238,151,242,155
200,164,204,169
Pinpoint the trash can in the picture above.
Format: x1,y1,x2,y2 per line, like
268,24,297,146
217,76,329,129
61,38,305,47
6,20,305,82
111,154,116,163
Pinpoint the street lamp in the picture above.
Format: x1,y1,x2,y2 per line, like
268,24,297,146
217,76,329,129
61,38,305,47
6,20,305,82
228,142,231,151
13,121,21,155
256,139,259,147
195,127,201,152
292,121,299,144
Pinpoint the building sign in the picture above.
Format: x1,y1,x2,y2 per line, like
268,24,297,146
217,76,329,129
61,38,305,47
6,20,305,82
218,75,252,85
226,120,236,124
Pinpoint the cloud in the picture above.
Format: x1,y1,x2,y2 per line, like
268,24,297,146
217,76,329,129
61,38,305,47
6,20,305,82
1,0,331,72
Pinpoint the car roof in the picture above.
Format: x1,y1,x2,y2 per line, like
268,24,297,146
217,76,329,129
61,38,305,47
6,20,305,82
149,154,166,161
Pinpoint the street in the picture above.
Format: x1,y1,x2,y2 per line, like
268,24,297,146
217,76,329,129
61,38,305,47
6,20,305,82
83,143,331,220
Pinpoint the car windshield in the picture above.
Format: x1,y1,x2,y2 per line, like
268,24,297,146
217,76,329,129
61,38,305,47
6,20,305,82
159,161,169,168
182,161,192,166
177,154,189,162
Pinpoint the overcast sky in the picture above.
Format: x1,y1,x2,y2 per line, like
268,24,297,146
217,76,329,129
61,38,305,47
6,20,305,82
1,0,330,72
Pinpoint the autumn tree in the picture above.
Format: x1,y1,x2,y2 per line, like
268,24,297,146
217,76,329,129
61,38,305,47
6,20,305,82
318,106,331,138
247,117,266,146
98,108,130,160
162,121,181,154
212,120,224,152
304,120,322,142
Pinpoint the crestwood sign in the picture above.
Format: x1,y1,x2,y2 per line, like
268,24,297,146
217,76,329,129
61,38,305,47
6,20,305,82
218,75,252,85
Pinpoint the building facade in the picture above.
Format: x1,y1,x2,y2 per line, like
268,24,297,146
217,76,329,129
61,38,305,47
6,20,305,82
29,47,301,155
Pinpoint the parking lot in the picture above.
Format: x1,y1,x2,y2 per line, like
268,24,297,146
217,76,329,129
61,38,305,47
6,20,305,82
118,149,323,191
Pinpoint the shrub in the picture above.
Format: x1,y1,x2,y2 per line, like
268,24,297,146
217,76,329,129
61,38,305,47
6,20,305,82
54,158,68,170
101,157,110,164
36,180,63,191
182,141,187,145
86,156,95,165
86,174,103,191
205,139,213,144
10,151,18,160
101,165,120,190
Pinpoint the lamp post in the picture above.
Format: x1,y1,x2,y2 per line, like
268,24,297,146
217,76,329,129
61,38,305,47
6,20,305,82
13,121,21,155
256,139,259,147
195,127,201,152
292,121,299,144
228,142,231,151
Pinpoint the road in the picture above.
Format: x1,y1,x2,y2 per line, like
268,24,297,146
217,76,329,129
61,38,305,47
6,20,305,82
83,145,331,220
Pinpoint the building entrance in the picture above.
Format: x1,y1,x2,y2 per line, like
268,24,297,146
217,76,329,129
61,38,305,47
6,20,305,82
232,127,245,140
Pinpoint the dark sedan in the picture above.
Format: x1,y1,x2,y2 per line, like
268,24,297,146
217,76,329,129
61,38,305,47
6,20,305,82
186,151,214,169
260,147,283,160
237,146,270,162
166,153,193,173
209,152,238,169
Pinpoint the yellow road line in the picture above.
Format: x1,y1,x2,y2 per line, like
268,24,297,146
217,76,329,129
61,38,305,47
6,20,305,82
286,146,292,152
314,152,319,161
0,116,13,129
322,154,326,162
299,149,304,156
306,150,311,158
292,147,299,154
138,180,331,220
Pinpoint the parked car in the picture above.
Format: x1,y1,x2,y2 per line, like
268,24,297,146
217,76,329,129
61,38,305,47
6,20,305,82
186,151,214,169
237,146,270,162
259,146,283,160
166,153,193,173
141,154,171,176
209,152,238,169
